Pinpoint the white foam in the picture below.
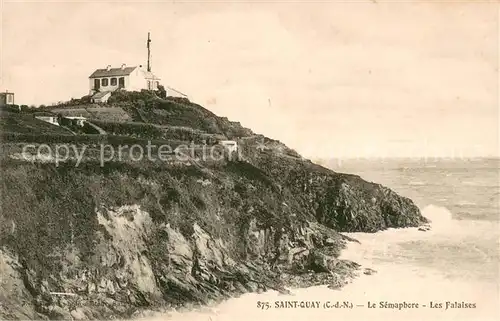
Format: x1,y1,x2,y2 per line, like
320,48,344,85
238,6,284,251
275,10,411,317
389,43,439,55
421,204,454,231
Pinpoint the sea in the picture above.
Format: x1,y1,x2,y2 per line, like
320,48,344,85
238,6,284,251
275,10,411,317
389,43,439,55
137,157,499,321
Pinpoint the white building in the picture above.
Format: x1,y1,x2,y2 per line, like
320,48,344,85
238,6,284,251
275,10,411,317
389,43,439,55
88,64,161,95
0,91,15,107
64,116,86,127
35,116,59,126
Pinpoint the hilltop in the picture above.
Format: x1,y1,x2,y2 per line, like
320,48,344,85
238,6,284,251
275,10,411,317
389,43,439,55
0,91,427,320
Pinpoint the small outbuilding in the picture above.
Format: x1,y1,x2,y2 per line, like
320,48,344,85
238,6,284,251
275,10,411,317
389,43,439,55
0,91,15,107
35,115,59,126
64,116,87,127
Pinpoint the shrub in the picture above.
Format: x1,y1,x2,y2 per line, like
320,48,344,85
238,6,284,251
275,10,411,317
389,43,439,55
157,85,167,99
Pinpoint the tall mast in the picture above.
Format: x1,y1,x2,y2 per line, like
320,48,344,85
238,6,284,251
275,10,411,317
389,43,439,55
147,32,152,72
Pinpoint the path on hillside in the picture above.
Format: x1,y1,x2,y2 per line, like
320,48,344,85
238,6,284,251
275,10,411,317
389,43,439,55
86,122,107,135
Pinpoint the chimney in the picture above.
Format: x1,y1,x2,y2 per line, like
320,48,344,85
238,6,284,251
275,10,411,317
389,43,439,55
106,65,111,71
121,63,126,70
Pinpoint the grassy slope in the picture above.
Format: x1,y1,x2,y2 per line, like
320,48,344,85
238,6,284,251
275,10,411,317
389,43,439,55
0,110,71,136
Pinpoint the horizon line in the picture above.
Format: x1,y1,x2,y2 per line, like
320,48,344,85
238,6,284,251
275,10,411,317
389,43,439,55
313,156,500,161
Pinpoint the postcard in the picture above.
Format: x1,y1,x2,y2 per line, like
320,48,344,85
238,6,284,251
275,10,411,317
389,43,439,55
0,1,498,321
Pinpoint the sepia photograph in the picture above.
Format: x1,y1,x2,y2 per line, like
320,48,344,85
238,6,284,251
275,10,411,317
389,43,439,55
0,1,498,321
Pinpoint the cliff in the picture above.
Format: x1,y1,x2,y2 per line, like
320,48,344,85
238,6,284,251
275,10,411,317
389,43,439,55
0,93,427,320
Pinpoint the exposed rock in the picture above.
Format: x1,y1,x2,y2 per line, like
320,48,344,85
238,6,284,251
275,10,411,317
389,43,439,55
363,268,377,275
308,250,339,273
47,306,72,320
0,249,37,319
70,308,87,320
418,224,432,232
0,127,426,319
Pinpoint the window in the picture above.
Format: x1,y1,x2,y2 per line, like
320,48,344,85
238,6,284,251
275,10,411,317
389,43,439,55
102,78,109,86
147,81,151,90
155,81,160,88
94,79,100,89
111,78,117,86
118,77,125,88
6,95,12,103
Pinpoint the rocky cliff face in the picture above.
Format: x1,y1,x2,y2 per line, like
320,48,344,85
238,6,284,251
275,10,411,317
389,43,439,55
0,94,427,319
0,155,426,320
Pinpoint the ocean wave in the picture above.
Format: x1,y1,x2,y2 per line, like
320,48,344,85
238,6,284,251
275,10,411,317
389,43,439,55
407,181,426,186
462,181,480,186
420,204,499,237
456,200,477,206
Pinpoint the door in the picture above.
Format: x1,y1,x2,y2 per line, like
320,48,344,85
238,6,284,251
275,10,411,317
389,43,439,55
94,79,100,90
119,77,125,88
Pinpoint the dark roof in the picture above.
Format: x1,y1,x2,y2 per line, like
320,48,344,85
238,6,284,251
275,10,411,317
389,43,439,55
89,66,137,78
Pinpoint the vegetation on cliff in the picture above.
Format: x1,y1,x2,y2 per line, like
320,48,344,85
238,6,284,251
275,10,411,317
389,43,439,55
0,92,427,320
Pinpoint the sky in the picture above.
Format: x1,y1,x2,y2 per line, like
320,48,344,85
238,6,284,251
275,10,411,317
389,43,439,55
1,0,498,159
